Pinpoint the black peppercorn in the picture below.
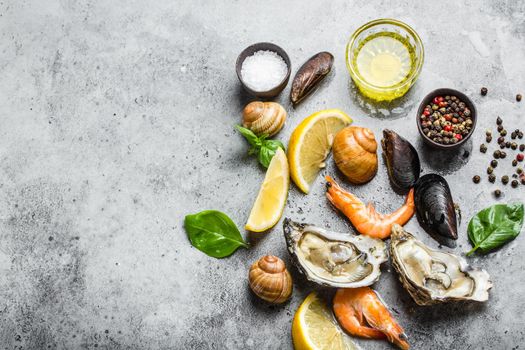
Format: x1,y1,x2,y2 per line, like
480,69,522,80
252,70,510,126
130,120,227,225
511,131,517,139
506,141,511,148
517,94,522,102
493,150,501,158
518,168,524,174
486,130,492,136
488,174,496,183
513,159,518,166
520,144,525,152
497,125,504,132
498,136,505,144
481,87,488,95
501,129,508,136
480,144,488,153
486,135,492,143
512,180,519,188
511,142,518,150
494,189,502,197
501,151,507,158
487,167,494,174
500,143,506,149
491,160,498,167
502,175,509,184
497,117,503,125
473,175,481,183
519,132,524,139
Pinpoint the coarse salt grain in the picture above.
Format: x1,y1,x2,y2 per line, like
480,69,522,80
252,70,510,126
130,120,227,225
241,50,288,92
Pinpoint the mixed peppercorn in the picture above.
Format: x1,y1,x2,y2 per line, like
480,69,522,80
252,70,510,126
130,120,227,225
474,115,525,196
420,95,473,145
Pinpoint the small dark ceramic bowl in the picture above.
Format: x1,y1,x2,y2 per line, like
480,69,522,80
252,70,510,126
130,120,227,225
235,42,291,98
416,88,477,150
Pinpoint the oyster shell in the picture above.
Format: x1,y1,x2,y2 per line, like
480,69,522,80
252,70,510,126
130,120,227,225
390,224,492,306
283,218,387,288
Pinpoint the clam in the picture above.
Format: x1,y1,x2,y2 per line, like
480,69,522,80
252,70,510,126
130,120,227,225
242,101,286,137
390,224,492,305
414,174,458,245
333,126,378,184
381,129,420,192
283,218,387,288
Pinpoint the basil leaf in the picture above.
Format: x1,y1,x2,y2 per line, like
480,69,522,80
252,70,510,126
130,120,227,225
235,125,261,148
184,210,248,258
235,125,285,168
467,203,524,255
258,139,285,168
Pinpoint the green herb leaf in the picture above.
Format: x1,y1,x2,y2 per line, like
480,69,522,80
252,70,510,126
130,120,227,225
235,125,285,168
467,203,524,255
235,125,260,148
184,210,249,258
258,139,285,168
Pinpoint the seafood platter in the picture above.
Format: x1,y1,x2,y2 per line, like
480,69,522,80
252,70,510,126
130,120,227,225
184,18,524,349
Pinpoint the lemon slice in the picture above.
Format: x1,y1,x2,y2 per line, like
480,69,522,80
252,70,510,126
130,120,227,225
292,292,360,350
245,148,289,232
288,109,352,193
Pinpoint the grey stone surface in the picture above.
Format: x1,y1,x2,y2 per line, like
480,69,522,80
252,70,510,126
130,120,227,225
0,0,524,349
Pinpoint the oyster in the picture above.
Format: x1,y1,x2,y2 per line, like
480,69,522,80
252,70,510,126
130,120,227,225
390,224,492,306
414,174,458,246
283,218,387,288
381,129,420,192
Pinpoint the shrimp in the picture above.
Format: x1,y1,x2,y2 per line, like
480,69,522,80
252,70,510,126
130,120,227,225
325,175,414,239
333,287,409,350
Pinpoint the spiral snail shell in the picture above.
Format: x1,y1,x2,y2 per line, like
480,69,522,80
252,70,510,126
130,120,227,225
242,101,286,137
333,126,378,184
248,255,292,304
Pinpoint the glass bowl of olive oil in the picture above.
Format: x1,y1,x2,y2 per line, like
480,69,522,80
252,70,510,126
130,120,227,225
346,19,424,101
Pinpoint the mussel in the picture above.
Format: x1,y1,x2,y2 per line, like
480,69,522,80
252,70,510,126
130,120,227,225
414,174,458,245
381,130,420,192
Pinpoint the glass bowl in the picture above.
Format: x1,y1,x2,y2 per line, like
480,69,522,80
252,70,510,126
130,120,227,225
346,19,424,101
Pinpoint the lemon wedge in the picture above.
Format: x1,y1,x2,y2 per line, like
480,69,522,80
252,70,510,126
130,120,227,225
292,292,359,350
245,148,289,232
288,109,352,193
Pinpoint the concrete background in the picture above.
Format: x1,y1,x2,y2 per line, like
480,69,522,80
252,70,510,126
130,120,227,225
0,0,524,349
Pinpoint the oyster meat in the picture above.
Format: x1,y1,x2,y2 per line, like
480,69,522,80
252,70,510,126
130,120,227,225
283,218,387,288
390,224,492,305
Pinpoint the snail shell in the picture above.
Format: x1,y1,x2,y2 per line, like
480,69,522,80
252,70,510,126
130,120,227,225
333,126,378,184
242,101,286,137
249,255,292,304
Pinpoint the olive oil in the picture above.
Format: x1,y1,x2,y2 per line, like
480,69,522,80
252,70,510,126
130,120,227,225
350,31,418,101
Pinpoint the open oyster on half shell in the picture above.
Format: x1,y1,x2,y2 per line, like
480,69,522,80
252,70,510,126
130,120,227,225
390,224,492,306
283,219,387,288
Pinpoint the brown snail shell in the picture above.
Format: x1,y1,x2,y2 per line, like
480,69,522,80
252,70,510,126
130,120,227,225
249,255,292,304
333,126,378,184
242,101,286,137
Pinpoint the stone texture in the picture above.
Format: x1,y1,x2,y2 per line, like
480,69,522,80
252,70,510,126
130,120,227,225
0,0,524,349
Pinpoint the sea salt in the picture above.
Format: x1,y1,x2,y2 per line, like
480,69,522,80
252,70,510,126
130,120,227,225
241,50,288,91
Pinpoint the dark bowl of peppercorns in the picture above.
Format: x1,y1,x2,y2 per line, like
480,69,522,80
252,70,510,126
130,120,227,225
417,88,477,150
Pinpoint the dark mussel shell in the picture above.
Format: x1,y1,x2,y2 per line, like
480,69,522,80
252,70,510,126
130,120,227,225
381,130,421,192
414,174,458,245
290,52,334,105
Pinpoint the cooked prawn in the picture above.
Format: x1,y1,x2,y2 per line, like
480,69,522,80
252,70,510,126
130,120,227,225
333,287,409,350
325,175,414,239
